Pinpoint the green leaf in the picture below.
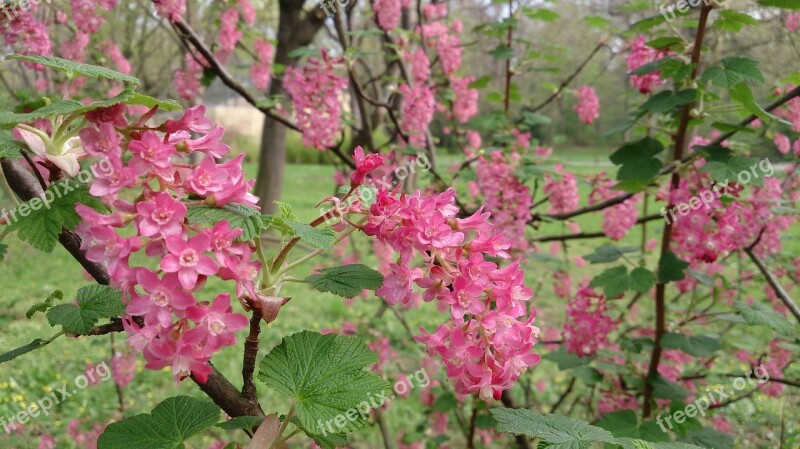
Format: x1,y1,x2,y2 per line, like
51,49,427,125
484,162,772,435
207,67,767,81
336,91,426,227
7,179,107,252
714,10,758,32
639,90,696,114
0,130,26,157
490,408,617,449
285,220,336,250
729,83,785,124
26,290,64,319
615,439,705,449
646,37,684,52
757,0,800,9
0,338,50,364
701,58,764,89
0,100,84,128
733,300,797,336
489,44,515,60
584,15,612,29
609,137,665,182
677,428,735,449
657,250,689,283
648,374,689,401
124,93,183,112
98,396,221,449
542,347,593,369
306,264,384,298
697,146,763,187
258,331,391,435
660,333,722,357
468,75,493,90
590,266,655,298
215,416,263,430
521,7,560,21
46,285,124,334
6,54,141,85
186,204,268,241
595,410,639,438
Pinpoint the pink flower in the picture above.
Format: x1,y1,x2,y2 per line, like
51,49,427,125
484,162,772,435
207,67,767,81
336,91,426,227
161,234,218,289
129,131,176,170
128,270,195,327
775,133,791,154
165,105,214,134
144,331,212,382
186,293,249,347
398,84,435,147
135,192,187,238
154,0,186,21
186,156,230,195
251,39,274,91
451,76,479,124
787,12,800,32
351,146,385,187
563,288,617,356
627,35,671,94
574,85,600,124
80,122,122,157
218,9,242,52
111,353,137,387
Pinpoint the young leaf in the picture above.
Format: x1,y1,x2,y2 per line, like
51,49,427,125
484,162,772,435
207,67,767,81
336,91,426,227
124,93,183,111
639,90,697,114
610,137,665,181
0,338,50,364
46,285,124,334
714,10,758,32
258,330,391,435
490,408,617,448
285,220,335,250
98,396,221,449
0,100,84,128
589,266,654,298
26,290,64,319
306,264,384,298
584,244,640,264
186,204,268,241
732,300,797,336
0,131,26,157
6,54,141,86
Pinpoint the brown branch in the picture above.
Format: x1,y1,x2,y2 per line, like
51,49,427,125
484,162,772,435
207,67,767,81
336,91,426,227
1,157,264,419
530,40,607,113
643,3,712,419
531,214,661,242
242,310,263,402
744,249,800,324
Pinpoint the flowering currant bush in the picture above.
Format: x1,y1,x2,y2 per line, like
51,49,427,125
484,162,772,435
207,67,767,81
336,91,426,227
2,1,800,449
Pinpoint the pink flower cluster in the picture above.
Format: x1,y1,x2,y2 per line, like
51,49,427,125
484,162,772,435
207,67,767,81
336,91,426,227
588,172,641,241
174,52,208,100
473,151,532,249
372,0,410,32
626,35,671,94
363,187,541,400
218,8,243,53
283,51,348,149
251,38,274,91
562,288,617,356
75,105,260,383
787,12,800,32
398,84,435,147
1,8,53,60
543,167,579,215
154,0,186,21
420,19,463,77
101,41,132,74
574,85,600,125
71,0,116,34
451,76,479,124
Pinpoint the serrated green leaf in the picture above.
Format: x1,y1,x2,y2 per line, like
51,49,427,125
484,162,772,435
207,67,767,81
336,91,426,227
639,90,696,114
125,93,183,112
7,54,141,85
733,300,797,336
583,244,639,264
489,44,515,60
0,130,26,157
258,331,391,435
590,266,654,298
701,57,764,89
677,428,735,449
660,333,722,357
46,285,123,334
490,408,617,449
714,10,758,32
6,179,107,252
658,250,689,283
595,410,639,438
610,138,665,182
186,203,268,241
26,290,63,319
307,264,384,298
0,100,84,128
285,220,335,250
697,146,763,187
615,439,705,449
98,396,220,449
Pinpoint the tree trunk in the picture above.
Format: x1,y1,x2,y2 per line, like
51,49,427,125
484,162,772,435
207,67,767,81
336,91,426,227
254,0,326,213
